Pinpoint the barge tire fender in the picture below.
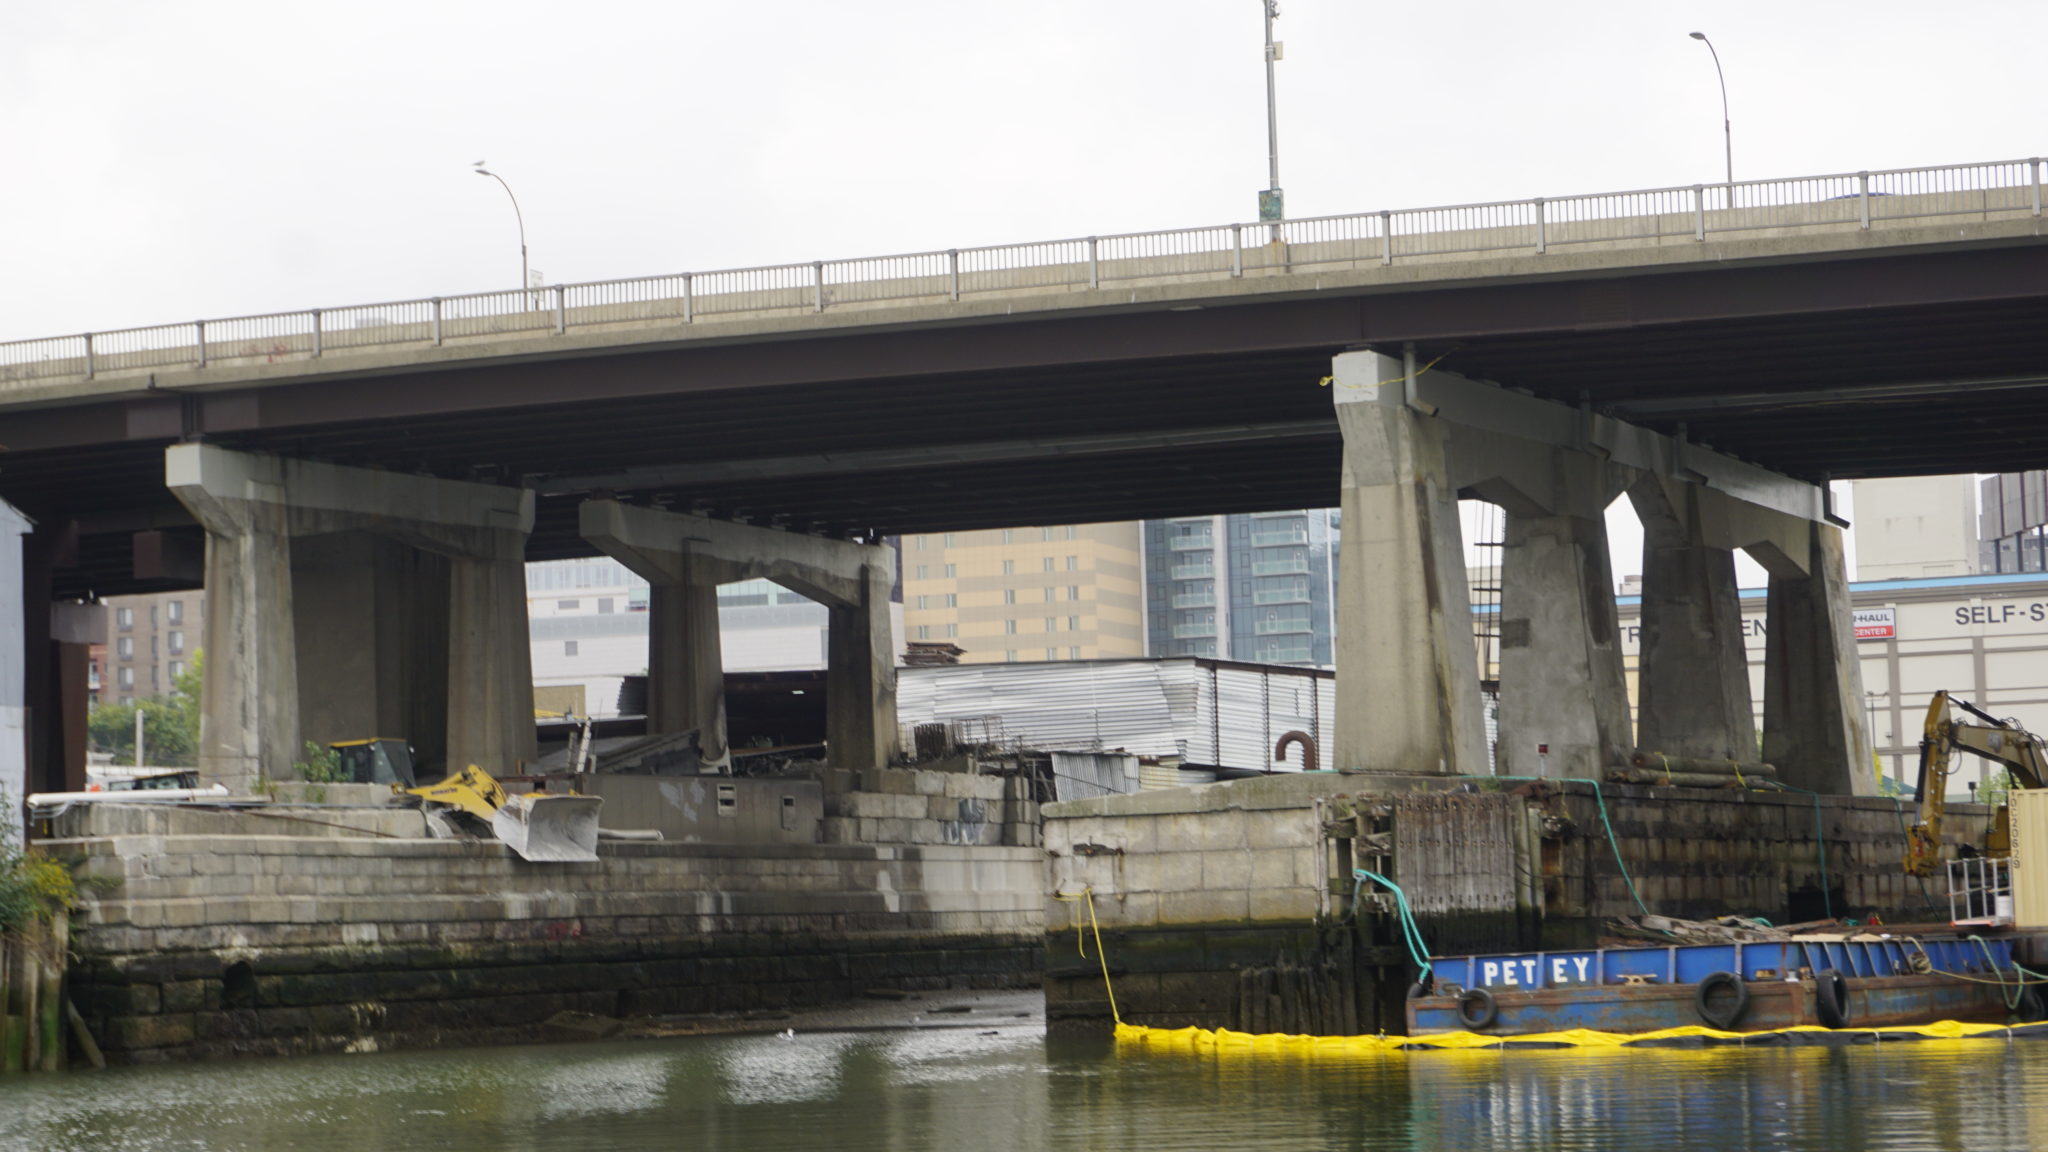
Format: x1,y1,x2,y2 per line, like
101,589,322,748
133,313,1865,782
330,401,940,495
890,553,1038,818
1407,978,1433,1000
1815,969,1852,1029
1456,987,1498,1030
1694,971,1750,1030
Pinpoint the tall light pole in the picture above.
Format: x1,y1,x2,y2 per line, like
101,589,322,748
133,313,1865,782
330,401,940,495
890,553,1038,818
1687,32,1733,197
1259,0,1284,238
472,162,530,297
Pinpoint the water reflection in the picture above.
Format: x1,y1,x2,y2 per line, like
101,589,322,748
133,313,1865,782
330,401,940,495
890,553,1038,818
0,1027,2042,1151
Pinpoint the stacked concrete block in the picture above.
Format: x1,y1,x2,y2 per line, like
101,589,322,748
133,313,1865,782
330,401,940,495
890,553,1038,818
819,766,1024,847
51,830,1045,1064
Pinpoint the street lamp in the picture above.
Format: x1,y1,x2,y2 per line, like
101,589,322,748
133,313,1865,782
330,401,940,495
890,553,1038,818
472,162,530,297
1687,32,1733,196
1259,0,1284,237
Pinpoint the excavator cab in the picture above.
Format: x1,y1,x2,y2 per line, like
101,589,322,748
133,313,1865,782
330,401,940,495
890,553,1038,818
1904,691,2046,876
329,738,420,788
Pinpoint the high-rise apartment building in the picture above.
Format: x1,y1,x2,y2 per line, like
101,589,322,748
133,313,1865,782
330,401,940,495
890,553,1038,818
1141,510,1339,667
899,523,1145,664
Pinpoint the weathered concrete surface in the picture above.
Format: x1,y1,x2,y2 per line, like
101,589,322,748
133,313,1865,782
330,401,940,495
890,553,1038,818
1629,477,1756,761
1329,355,1486,775
1761,522,1878,796
166,443,536,787
1484,444,1634,779
0,497,30,836
52,831,1042,1063
822,766,1040,849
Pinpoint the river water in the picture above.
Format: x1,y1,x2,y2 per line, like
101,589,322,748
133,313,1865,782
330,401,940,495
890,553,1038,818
2,1023,2044,1151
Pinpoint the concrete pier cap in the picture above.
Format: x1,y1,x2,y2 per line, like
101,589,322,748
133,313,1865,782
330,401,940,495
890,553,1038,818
166,443,536,791
579,498,899,775
1326,349,1871,795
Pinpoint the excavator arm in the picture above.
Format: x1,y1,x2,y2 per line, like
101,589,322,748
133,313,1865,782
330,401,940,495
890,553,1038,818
1904,691,2048,876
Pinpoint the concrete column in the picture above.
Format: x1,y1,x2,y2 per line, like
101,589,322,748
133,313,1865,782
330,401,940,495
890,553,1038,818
824,558,899,774
448,543,537,775
1495,505,1633,779
647,574,728,767
1,500,29,833
292,533,450,765
581,499,899,774
1761,521,1875,795
192,500,299,793
1330,353,1486,774
168,444,533,787
1629,479,1756,761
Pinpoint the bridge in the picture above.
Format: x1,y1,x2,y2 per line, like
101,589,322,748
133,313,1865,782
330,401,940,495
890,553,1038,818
4,155,2045,813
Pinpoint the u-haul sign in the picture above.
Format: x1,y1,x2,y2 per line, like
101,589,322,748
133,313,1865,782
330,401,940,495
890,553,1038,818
1855,607,1896,641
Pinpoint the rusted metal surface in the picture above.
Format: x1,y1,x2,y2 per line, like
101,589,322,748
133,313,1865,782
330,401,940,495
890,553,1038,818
1274,729,1318,772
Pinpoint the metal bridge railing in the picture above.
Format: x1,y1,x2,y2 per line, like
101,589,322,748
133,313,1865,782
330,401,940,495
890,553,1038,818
3,155,2041,390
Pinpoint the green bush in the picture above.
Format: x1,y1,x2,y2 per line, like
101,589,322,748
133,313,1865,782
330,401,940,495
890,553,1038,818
0,799,77,936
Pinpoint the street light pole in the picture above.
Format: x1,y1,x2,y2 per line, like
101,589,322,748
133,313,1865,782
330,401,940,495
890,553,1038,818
1688,32,1733,197
1260,0,1284,238
473,162,530,297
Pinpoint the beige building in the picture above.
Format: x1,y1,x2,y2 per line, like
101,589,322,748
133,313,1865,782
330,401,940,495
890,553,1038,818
1850,475,1978,581
103,591,202,705
900,523,1145,664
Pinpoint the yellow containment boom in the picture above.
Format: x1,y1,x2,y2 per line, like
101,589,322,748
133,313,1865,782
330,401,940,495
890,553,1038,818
1904,690,2048,876
404,764,602,863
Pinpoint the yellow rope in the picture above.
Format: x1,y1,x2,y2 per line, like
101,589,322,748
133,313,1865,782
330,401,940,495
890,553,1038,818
1315,354,1447,390
1053,887,1123,1026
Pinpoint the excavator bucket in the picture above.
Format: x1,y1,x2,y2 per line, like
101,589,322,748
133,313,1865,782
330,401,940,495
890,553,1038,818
491,792,603,863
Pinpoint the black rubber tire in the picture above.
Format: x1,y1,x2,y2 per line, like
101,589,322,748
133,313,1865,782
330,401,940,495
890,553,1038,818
1456,987,1499,1031
1695,970,1751,1030
1814,969,1852,1029
2016,984,2047,1024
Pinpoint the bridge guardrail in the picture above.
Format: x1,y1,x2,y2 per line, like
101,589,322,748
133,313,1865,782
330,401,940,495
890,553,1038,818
3,156,2040,390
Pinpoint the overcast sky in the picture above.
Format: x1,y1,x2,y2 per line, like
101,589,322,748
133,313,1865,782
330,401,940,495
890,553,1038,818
6,1,2032,578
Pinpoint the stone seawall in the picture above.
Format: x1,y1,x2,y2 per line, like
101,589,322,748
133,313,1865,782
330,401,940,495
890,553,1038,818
1043,773,1992,1034
50,828,1043,1063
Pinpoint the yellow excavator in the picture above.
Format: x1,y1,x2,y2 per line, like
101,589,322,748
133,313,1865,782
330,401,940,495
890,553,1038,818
323,738,602,863
1903,691,2046,876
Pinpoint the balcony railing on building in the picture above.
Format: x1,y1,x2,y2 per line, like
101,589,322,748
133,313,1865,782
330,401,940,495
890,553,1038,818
1252,558,1309,577
1171,592,1216,609
1171,563,1216,581
1254,615,1313,635
1256,644,1314,663
1172,622,1218,639
1251,530,1309,548
1253,583,1310,605
1167,534,1215,551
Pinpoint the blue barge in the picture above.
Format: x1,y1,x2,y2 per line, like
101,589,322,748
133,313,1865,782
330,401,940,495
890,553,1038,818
1407,934,2043,1035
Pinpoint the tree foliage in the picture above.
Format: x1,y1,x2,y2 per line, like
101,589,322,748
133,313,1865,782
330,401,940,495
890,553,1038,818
86,650,203,768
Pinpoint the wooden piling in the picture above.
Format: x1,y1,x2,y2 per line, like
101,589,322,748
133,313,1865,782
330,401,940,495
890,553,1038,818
37,911,68,1072
1,933,21,1073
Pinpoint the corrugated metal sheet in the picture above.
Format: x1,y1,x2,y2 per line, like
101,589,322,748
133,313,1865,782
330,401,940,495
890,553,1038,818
1050,751,1141,802
897,658,1333,774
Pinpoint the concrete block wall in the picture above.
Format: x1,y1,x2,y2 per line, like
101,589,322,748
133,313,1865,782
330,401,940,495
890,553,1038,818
51,830,1043,1063
822,767,1040,849
1040,772,1995,1034
1040,774,1334,1032
1543,782,1993,937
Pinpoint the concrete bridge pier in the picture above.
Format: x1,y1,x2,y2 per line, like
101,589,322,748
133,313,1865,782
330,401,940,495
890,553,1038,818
167,444,537,790
1329,353,1488,775
1753,518,1875,796
580,499,900,775
1628,477,1758,762
1464,444,1635,780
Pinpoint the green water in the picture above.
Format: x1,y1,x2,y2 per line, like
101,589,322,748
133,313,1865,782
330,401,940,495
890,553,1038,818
1,1025,2043,1151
